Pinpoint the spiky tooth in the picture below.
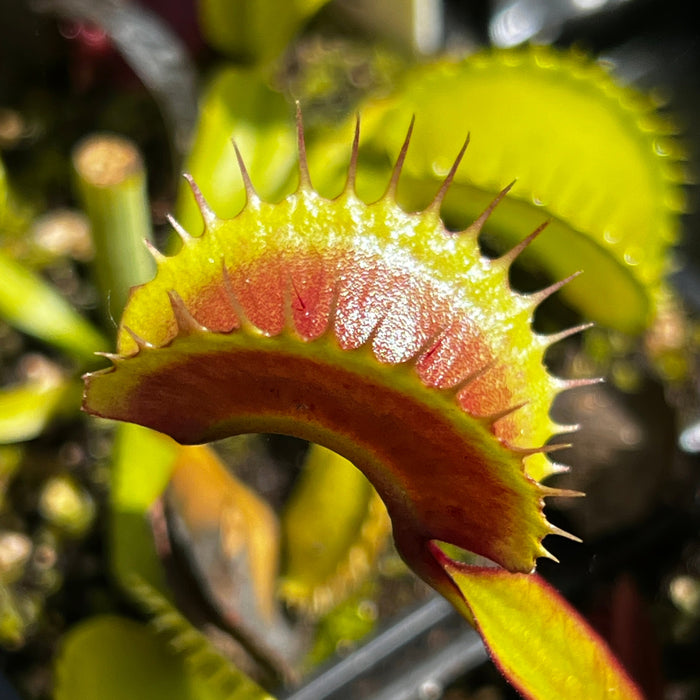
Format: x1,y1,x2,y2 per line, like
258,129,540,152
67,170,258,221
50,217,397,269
413,325,450,364
548,524,583,543
94,351,125,364
166,213,193,244
541,322,595,349
343,114,362,196
364,311,388,352
295,102,312,190
169,629,199,652
539,484,585,498
384,116,415,201
231,140,259,205
510,442,572,457
539,547,560,564
150,611,181,632
183,173,217,229
144,239,166,264
167,290,208,335
495,219,550,268
428,134,470,214
284,276,312,337
556,376,604,391
462,180,516,238
527,271,582,308
123,326,155,349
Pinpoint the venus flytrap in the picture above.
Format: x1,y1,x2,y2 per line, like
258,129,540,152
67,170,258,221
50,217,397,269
82,109,644,699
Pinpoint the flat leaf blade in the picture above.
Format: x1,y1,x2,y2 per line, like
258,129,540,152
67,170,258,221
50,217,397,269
54,615,218,700
434,546,643,700
0,378,78,444
0,250,107,363
280,443,391,615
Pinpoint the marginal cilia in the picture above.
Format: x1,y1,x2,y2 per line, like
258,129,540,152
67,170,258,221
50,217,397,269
83,108,596,588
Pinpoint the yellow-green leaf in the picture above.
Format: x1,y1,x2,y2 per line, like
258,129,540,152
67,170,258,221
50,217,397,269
280,444,390,616
0,377,79,444
435,545,643,700
84,124,572,577
128,575,277,700
109,424,178,594
0,250,107,363
54,614,264,700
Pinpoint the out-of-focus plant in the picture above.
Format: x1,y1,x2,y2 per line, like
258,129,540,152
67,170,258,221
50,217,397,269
0,1,695,699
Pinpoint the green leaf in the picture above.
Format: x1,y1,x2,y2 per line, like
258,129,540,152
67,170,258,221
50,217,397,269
433,545,643,700
0,377,79,444
109,424,178,594
54,614,250,700
127,575,277,700
0,250,107,363
280,444,390,616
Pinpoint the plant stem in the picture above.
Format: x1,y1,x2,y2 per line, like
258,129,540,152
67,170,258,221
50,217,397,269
72,134,156,327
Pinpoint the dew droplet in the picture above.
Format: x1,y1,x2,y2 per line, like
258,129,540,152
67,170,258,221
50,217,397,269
623,246,643,266
603,229,620,245
431,159,451,177
653,137,671,157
